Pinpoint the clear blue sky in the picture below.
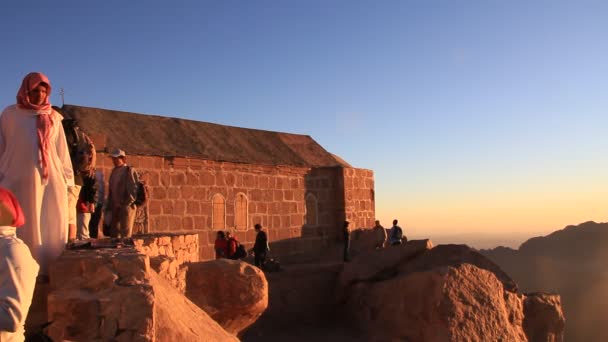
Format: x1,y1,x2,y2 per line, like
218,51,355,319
1,0,607,238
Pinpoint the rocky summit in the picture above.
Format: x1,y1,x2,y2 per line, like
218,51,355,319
27,233,564,341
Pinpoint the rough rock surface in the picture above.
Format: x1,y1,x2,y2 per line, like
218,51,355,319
523,293,566,342
45,248,237,342
186,259,268,335
242,262,345,341
348,228,384,255
337,241,564,341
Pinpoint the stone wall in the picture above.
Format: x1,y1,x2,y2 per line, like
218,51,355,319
97,154,375,261
133,232,199,265
133,233,199,293
342,167,375,229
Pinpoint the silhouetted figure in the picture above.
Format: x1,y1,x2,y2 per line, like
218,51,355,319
253,224,269,269
343,220,351,261
389,219,404,246
373,220,387,248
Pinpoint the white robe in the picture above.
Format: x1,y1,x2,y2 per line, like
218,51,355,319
0,105,74,275
0,226,39,342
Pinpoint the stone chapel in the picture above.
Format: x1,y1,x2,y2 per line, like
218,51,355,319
57,105,375,260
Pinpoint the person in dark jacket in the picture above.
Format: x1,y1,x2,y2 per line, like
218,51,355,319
343,220,350,262
252,224,268,269
75,170,97,240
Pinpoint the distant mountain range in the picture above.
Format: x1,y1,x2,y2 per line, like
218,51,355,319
481,221,608,342
409,231,546,249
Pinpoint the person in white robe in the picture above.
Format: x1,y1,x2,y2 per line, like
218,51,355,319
0,72,74,275
0,187,40,342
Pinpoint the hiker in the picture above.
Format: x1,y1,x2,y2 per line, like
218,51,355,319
389,219,404,246
75,169,97,240
106,149,138,238
343,220,351,261
252,224,269,268
0,72,75,275
373,220,387,249
214,231,228,259
226,231,238,259
0,187,40,342
88,169,105,238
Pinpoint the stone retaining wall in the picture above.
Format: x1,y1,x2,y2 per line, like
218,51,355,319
133,233,199,293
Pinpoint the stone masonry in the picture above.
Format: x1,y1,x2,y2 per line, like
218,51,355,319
96,154,375,261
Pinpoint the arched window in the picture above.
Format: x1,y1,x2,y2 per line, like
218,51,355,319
212,194,225,230
305,193,318,226
235,193,248,230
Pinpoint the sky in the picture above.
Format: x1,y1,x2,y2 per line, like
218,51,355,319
1,0,606,243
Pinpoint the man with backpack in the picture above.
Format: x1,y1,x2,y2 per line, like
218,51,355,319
389,219,405,246
106,149,139,238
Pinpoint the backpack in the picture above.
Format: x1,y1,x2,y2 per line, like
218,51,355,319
134,181,148,206
234,244,247,259
392,226,403,241
128,166,149,207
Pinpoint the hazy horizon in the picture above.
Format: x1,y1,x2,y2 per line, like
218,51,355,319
409,230,551,250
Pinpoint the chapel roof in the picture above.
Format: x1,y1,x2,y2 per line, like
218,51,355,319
57,104,350,168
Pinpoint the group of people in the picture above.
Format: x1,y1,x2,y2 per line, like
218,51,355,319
214,223,269,269
343,218,407,262
0,72,141,341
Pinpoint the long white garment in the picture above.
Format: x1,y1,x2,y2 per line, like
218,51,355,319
0,226,40,342
0,105,74,275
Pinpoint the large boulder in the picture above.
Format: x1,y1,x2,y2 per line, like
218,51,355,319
337,243,564,341
45,248,237,342
523,293,565,342
186,259,268,335
337,239,432,301
349,228,384,255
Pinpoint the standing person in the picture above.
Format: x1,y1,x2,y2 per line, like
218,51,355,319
106,149,138,238
342,220,351,262
0,187,40,342
389,219,404,246
214,231,228,259
373,220,387,249
88,169,105,238
252,224,269,269
0,72,74,275
75,170,97,240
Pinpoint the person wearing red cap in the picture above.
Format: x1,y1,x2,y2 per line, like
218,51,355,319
0,72,75,275
0,187,39,341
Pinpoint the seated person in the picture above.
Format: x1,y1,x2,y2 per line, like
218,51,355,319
214,231,228,259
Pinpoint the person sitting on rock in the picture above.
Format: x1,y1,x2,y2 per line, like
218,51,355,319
373,220,387,249
214,231,228,259
226,232,239,260
0,187,40,341
389,219,404,246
